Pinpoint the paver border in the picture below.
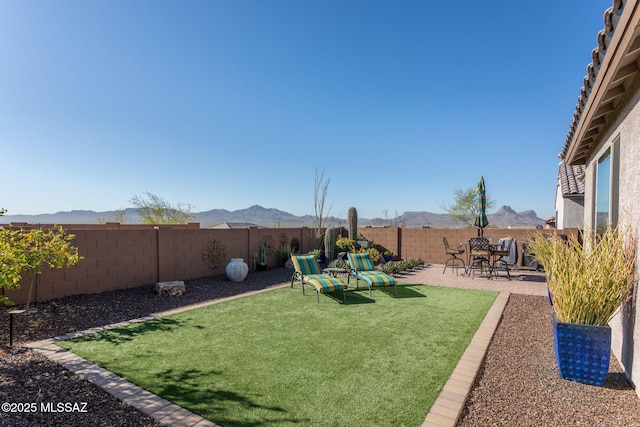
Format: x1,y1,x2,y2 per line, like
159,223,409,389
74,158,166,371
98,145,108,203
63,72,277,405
422,291,510,427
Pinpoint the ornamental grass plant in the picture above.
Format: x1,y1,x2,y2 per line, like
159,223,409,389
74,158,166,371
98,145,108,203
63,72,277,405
527,225,637,326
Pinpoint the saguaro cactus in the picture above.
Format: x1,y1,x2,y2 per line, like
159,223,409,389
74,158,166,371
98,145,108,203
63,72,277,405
258,243,267,270
324,228,335,262
348,207,358,242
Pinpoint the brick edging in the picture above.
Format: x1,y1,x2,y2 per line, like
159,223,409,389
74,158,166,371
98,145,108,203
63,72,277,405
421,291,510,427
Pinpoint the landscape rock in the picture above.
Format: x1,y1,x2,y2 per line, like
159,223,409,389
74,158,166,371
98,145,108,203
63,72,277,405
154,281,185,296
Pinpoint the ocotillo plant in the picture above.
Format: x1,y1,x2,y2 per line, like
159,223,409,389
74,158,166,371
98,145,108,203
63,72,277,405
324,228,335,262
348,207,358,242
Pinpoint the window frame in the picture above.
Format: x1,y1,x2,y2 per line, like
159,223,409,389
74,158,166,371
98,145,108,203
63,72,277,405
592,138,620,232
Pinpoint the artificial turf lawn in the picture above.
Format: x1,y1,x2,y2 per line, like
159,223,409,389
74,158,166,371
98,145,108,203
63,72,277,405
59,283,497,426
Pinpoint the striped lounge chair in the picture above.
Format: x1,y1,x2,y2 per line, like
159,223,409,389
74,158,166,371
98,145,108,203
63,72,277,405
346,252,397,297
291,255,348,303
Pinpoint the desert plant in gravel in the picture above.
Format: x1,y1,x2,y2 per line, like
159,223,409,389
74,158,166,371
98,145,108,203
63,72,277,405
363,247,381,264
378,259,425,275
335,235,355,253
527,225,636,326
327,259,347,269
275,246,295,264
0,225,81,309
379,262,401,275
348,207,358,241
324,228,335,262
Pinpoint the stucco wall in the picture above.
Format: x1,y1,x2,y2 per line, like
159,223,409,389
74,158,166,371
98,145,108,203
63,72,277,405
555,175,584,230
583,78,640,392
560,198,584,230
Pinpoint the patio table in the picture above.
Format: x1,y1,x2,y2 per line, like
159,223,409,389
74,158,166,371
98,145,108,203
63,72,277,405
322,268,347,277
460,241,503,278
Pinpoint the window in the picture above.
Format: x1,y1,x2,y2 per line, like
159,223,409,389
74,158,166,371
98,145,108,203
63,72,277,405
595,149,610,232
593,139,620,232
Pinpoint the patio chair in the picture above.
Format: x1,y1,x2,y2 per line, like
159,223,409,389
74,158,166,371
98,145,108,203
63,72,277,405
346,252,397,297
491,237,516,280
468,237,492,279
442,237,465,275
290,255,348,303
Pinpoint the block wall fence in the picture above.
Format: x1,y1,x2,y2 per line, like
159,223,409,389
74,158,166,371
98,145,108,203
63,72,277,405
2,224,575,305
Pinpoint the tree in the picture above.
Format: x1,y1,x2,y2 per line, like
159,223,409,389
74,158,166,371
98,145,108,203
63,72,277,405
98,208,128,224
129,192,194,224
0,225,81,308
312,168,333,246
441,187,495,227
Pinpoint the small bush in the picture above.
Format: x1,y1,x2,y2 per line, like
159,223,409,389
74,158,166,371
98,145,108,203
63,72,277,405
336,236,355,252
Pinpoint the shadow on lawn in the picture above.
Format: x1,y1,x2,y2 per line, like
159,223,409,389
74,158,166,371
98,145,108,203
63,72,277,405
67,318,184,345
391,284,427,298
154,367,309,427
342,291,375,304
327,285,426,304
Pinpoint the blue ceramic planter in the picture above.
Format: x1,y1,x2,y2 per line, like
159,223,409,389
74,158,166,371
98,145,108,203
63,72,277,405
553,314,611,386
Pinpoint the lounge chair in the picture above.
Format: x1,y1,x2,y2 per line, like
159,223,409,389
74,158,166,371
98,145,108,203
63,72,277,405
346,252,397,297
290,255,348,303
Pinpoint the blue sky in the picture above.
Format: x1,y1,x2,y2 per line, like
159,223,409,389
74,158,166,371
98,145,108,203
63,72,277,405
1,0,610,221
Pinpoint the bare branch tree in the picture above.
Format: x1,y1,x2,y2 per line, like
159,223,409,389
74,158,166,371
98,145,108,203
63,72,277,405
312,168,333,246
98,208,128,224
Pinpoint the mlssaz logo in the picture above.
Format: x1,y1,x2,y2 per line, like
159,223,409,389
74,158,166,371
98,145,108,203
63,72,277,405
40,402,88,413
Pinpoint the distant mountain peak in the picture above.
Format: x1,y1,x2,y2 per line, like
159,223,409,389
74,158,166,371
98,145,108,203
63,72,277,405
495,205,516,214
1,204,545,228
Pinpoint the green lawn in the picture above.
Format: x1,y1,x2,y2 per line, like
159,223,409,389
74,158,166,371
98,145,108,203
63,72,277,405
59,284,497,427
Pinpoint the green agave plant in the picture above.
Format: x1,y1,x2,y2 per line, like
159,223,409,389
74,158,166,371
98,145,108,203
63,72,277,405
327,259,347,269
377,258,425,275
527,224,637,326
275,246,296,261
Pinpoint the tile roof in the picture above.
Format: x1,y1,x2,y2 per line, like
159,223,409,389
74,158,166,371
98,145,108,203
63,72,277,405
560,0,640,164
210,222,264,229
558,161,585,198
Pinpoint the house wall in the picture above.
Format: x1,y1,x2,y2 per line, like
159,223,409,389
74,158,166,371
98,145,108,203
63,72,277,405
554,178,584,230
2,224,557,305
583,78,640,393
559,198,585,230
554,184,563,228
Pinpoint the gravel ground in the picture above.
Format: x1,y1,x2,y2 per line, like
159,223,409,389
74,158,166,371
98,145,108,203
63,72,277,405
458,294,640,427
2,270,640,426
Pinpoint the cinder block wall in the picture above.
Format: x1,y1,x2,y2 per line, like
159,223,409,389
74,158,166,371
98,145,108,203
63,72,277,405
2,225,321,304
358,226,580,265
5,228,160,304
2,224,575,305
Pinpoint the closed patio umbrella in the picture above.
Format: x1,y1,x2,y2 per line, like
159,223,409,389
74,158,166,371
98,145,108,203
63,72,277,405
473,176,489,236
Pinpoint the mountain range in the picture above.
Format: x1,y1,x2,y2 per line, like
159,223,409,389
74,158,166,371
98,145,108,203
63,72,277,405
0,205,546,228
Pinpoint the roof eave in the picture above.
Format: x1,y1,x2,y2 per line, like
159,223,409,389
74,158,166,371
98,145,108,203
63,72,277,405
562,0,640,165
